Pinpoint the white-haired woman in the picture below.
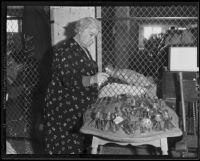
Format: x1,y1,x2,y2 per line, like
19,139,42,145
43,17,109,154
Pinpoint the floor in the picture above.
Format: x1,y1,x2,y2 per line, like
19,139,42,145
99,143,198,158
6,136,198,159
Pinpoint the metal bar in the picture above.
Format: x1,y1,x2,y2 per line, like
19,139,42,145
96,6,102,72
179,72,187,133
7,17,23,20
192,102,196,136
97,17,198,20
96,6,102,71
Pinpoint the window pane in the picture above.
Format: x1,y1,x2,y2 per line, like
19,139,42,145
152,27,162,34
144,26,152,39
7,20,19,32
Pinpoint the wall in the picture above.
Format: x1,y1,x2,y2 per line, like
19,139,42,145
50,6,96,60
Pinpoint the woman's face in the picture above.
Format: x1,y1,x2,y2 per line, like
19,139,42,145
79,26,98,48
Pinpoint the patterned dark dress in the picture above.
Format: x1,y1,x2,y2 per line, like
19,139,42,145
43,38,98,154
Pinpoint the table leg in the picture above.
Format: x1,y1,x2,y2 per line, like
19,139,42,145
160,138,168,155
91,136,99,154
98,145,103,154
91,146,98,154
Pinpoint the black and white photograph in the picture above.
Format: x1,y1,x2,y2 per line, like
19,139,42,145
1,1,199,160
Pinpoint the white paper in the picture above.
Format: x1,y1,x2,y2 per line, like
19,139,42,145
169,47,198,72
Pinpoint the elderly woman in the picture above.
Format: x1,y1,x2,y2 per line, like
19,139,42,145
43,17,109,154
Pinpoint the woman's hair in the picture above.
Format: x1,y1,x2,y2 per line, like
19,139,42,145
74,17,100,34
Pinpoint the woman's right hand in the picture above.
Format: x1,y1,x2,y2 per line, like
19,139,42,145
90,72,109,85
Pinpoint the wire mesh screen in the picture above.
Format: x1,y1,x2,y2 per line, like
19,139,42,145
6,7,40,140
6,5,198,140
98,5,198,99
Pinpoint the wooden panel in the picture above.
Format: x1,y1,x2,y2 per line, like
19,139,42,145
162,71,178,99
162,70,197,102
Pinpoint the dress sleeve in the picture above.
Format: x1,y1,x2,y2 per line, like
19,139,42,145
53,46,85,88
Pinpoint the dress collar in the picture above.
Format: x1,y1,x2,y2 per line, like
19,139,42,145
72,38,93,61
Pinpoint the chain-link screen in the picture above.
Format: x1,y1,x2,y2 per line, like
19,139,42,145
6,7,39,141
6,5,198,145
97,5,198,100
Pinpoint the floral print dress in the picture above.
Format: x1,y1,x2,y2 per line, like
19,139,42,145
43,38,98,154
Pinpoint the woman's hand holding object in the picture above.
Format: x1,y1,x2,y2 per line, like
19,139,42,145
90,72,109,86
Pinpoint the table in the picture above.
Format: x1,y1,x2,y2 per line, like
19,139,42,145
91,136,168,155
